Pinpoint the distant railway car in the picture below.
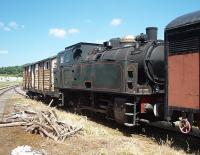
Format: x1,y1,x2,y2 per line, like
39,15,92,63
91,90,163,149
165,10,200,133
23,56,57,98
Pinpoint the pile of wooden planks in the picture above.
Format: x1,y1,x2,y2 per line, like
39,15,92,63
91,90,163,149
0,105,82,142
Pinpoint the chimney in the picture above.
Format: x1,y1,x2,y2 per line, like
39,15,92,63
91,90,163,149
146,27,158,41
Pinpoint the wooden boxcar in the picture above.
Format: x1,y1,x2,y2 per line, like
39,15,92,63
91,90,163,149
165,10,200,133
23,56,58,98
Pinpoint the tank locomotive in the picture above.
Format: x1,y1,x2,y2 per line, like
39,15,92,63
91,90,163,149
23,27,165,126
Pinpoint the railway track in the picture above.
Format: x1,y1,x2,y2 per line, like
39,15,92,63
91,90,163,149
0,85,16,96
0,85,27,97
13,86,27,97
0,85,27,122
0,85,17,122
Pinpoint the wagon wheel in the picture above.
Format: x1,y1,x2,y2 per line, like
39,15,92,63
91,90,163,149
178,118,191,134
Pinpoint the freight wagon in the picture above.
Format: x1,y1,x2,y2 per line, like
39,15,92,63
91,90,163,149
23,56,57,98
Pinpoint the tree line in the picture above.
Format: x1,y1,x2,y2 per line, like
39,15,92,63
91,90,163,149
0,66,23,77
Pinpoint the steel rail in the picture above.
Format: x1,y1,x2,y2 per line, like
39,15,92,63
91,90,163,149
0,85,16,96
13,86,28,97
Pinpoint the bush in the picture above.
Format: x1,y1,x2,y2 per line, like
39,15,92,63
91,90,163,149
0,66,23,77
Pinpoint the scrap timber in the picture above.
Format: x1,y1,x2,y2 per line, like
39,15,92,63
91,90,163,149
0,104,82,142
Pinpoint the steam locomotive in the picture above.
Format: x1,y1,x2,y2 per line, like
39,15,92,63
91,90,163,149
23,27,165,126
23,10,200,134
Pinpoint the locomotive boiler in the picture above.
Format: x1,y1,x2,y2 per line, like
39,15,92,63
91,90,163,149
23,27,165,126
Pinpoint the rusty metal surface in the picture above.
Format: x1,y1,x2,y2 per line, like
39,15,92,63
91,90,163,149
168,52,199,109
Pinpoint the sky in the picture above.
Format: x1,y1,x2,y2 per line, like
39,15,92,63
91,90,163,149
0,0,199,67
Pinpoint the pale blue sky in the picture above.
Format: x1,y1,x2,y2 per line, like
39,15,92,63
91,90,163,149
0,0,199,66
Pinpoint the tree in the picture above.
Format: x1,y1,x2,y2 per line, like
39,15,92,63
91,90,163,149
0,66,23,77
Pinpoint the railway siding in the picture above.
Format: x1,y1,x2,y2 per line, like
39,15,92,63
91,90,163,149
0,96,6,121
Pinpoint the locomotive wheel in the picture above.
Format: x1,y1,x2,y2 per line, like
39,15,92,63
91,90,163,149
197,119,200,129
68,98,81,113
178,118,191,134
68,100,77,112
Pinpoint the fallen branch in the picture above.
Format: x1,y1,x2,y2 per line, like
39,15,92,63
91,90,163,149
61,126,83,142
39,127,58,141
0,121,27,127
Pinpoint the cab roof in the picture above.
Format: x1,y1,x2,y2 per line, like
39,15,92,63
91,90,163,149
166,10,200,30
58,42,102,54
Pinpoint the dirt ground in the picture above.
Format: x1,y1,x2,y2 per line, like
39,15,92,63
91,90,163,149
0,90,197,155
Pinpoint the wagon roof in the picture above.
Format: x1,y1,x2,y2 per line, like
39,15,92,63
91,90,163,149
166,10,200,30
23,55,56,67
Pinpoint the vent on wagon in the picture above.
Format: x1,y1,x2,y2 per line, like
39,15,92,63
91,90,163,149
169,36,200,54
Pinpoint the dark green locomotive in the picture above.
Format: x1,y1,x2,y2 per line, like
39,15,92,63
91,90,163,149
54,27,165,126
23,27,165,126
